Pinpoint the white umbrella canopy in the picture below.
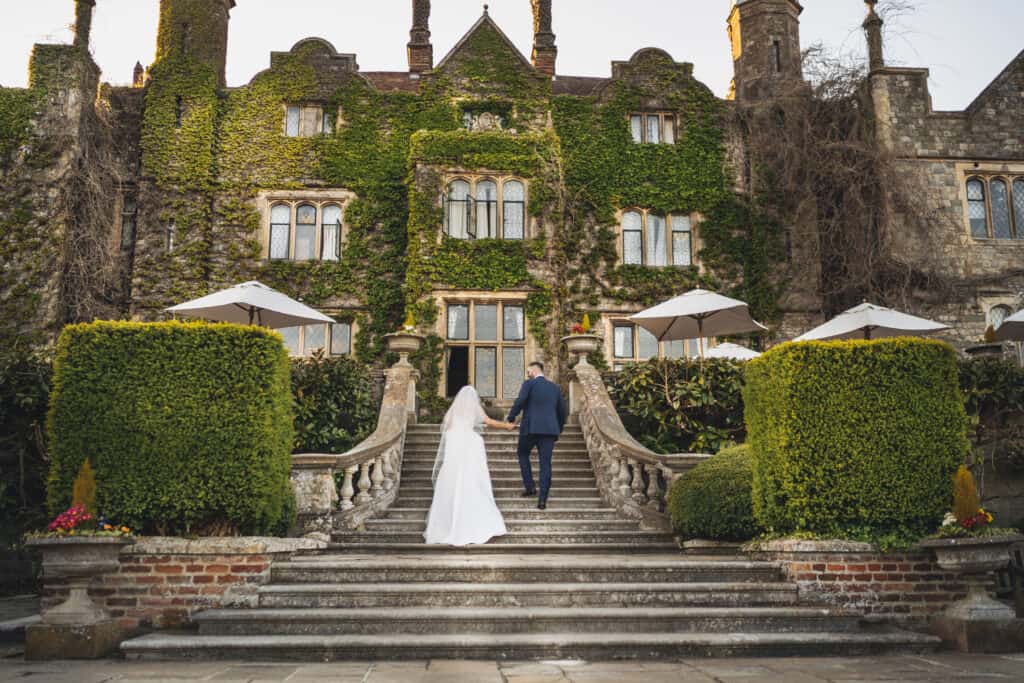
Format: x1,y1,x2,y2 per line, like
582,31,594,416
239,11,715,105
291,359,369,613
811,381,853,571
794,302,949,342
994,309,1024,342
704,342,762,361
629,289,768,358
165,281,334,329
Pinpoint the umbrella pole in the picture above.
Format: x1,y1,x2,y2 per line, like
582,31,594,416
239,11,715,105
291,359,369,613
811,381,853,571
248,308,255,325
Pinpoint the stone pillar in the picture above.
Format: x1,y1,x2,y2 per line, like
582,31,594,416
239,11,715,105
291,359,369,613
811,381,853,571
531,0,557,77
863,0,885,72
132,62,145,88
408,0,433,74
73,0,96,51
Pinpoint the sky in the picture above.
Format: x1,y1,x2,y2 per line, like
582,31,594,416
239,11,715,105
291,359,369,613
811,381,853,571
2,1,1022,111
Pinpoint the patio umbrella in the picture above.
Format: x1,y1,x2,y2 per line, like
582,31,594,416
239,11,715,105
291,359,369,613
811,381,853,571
794,302,948,341
704,342,762,361
165,281,334,328
993,309,1024,341
629,288,767,359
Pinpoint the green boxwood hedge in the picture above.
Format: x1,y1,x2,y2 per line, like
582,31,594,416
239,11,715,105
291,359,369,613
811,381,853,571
667,443,760,541
743,338,968,541
47,321,294,535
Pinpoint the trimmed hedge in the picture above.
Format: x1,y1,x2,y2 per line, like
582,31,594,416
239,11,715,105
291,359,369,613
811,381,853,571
47,321,294,536
744,339,968,540
667,444,760,541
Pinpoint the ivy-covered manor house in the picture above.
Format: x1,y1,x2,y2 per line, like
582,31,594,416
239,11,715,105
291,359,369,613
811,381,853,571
2,0,1022,408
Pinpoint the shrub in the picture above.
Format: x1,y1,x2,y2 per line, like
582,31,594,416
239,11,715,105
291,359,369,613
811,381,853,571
291,351,377,453
667,444,760,541
952,465,980,523
610,358,745,453
47,321,293,536
744,338,968,541
71,459,97,517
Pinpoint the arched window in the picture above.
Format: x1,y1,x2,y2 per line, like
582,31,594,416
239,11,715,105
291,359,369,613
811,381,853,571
476,180,498,239
967,178,988,238
503,180,525,239
622,211,643,265
445,180,470,239
991,179,1012,239
990,305,1012,331
294,204,317,260
646,214,667,267
321,204,342,261
1014,179,1024,238
269,204,291,259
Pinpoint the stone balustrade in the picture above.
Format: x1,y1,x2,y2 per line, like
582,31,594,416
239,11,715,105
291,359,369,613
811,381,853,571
569,359,708,531
290,360,418,541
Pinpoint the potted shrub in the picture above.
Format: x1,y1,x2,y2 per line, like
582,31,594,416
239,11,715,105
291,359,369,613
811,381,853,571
561,315,602,359
964,326,1007,358
384,312,425,365
920,466,1022,620
25,504,133,626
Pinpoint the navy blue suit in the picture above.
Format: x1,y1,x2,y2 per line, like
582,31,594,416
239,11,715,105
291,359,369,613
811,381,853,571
507,376,567,501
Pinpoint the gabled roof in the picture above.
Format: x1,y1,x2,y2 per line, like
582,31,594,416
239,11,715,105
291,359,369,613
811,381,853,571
434,10,534,73
966,48,1024,116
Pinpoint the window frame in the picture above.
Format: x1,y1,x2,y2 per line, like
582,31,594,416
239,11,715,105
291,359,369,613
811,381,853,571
264,199,348,262
442,175,528,240
283,104,328,138
628,112,676,145
444,300,528,400
965,174,1024,240
620,209,696,267
280,319,358,358
607,319,708,370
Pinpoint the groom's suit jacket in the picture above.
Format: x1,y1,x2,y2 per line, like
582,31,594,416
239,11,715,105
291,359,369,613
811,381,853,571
507,376,567,438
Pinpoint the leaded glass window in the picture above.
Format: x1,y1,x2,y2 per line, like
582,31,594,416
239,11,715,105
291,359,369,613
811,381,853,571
321,204,342,261
630,115,643,144
280,326,300,355
990,305,1012,331
967,178,989,238
638,326,659,360
991,179,1012,239
285,106,300,137
503,305,525,341
647,214,667,267
445,180,470,239
331,322,351,355
269,204,290,259
623,211,643,265
672,215,692,266
476,180,498,239
475,347,497,398
646,115,661,144
1014,180,1024,238
322,111,334,135
294,204,317,260
502,347,525,400
614,325,634,358
475,304,498,341
503,180,525,239
304,324,325,354
662,116,675,144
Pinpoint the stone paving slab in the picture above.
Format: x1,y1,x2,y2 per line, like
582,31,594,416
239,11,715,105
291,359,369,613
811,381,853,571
0,654,1023,682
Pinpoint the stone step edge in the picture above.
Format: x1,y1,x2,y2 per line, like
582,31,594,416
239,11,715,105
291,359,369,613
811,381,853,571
273,558,779,570
258,581,797,595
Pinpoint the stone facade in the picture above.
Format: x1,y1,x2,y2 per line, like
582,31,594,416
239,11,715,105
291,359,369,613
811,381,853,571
2,0,1021,399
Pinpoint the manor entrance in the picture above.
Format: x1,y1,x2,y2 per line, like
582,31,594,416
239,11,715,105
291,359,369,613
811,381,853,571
445,346,469,397
443,301,527,401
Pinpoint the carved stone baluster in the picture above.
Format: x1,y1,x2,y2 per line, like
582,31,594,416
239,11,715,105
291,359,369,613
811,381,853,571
381,447,396,491
616,454,632,500
355,461,372,504
645,464,662,511
339,465,357,511
629,458,648,505
370,456,385,498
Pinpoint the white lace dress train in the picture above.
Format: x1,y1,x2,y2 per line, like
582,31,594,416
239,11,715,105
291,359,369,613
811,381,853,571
423,429,507,546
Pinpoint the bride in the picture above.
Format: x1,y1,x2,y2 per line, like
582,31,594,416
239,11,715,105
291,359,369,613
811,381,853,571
424,385,514,545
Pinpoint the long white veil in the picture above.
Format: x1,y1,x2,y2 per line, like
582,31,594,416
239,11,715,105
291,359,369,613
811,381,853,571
432,385,485,484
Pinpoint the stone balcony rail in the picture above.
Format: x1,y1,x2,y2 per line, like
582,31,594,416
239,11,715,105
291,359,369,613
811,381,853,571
290,360,417,541
569,359,708,532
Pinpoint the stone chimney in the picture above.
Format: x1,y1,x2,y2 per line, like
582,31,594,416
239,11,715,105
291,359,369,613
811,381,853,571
74,0,96,51
863,0,885,72
531,0,557,77
133,61,145,87
408,0,433,73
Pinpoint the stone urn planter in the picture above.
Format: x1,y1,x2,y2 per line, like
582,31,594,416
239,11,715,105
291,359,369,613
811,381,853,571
561,334,602,364
964,343,1006,358
384,331,424,366
27,536,133,626
921,533,1022,612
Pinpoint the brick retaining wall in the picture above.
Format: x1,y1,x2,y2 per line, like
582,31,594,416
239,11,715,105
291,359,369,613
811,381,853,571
750,540,971,624
39,537,323,634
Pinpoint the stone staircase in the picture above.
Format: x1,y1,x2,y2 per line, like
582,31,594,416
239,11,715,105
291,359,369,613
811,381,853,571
122,424,939,660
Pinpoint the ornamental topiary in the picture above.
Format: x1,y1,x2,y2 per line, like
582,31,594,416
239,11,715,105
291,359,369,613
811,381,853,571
47,321,294,536
71,458,97,518
952,465,980,524
744,338,969,541
667,443,760,541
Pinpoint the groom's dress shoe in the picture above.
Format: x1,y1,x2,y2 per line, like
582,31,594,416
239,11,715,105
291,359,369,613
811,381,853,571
537,499,547,510
520,490,537,497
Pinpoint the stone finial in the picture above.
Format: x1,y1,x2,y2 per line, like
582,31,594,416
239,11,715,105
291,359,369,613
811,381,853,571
73,0,97,51
531,0,557,77
408,0,433,73
863,0,885,72
133,61,145,88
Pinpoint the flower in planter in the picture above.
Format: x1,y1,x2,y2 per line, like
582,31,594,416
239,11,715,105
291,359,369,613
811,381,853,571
401,311,416,333
570,323,586,335
28,505,132,540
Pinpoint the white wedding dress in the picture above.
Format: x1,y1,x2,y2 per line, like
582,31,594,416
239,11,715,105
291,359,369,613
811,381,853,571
424,386,508,545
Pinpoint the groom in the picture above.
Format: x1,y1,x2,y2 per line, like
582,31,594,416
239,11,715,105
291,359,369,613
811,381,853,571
507,361,567,510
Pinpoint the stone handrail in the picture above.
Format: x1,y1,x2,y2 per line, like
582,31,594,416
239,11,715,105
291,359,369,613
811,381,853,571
569,359,709,531
291,362,417,541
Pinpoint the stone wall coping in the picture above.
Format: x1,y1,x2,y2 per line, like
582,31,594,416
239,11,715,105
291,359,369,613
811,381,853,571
121,536,325,556
747,539,878,554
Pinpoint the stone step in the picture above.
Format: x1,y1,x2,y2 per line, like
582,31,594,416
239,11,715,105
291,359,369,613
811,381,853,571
331,531,673,545
407,426,583,434
122,628,940,661
393,496,608,508
404,437,585,446
397,486,600,498
401,446,590,455
321,542,681,554
271,555,783,585
381,507,619,520
256,581,800,609
193,606,861,636
398,475,597,487
400,463,596,475
362,519,640,533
